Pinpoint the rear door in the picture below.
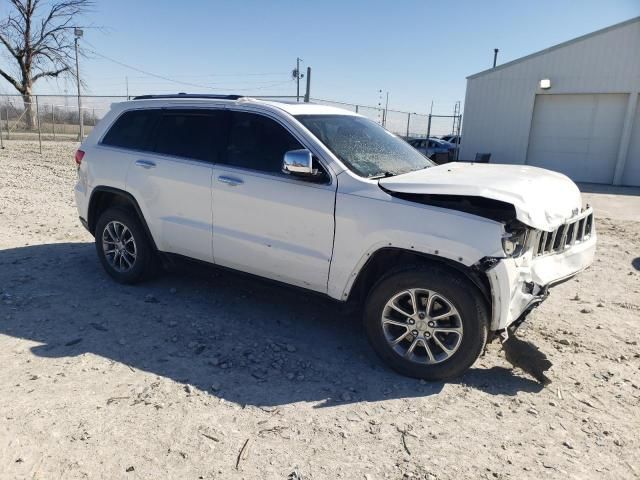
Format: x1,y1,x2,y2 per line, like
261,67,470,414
211,110,336,292
126,108,226,262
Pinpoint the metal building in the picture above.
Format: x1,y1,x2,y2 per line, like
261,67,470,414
460,17,640,186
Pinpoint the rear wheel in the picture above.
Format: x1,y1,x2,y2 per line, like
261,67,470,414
95,207,154,284
364,266,488,380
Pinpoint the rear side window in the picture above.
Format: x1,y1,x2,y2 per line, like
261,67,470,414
101,109,158,150
225,111,302,173
152,110,226,162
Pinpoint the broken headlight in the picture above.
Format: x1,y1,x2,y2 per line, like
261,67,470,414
502,227,529,257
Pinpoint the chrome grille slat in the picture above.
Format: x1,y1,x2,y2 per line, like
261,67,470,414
537,232,547,255
533,209,594,257
548,229,557,252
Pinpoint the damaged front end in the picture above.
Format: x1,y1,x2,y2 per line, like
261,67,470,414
476,206,596,332
381,182,596,334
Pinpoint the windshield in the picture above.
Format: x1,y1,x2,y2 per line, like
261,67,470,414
296,114,434,178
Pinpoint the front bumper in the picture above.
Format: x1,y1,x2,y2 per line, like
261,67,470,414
485,229,597,331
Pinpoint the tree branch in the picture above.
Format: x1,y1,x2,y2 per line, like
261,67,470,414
32,66,69,82
0,31,19,58
0,67,23,92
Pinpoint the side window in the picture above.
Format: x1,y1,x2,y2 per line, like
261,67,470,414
225,111,303,173
152,110,226,162
101,109,158,150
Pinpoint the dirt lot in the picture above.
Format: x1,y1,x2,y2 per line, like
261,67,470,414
1,141,639,480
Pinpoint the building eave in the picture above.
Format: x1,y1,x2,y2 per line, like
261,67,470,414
466,16,640,80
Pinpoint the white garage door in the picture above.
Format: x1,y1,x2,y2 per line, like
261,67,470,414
622,96,640,187
526,93,628,184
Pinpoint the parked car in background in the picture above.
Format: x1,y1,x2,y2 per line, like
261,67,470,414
440,134,461,145
74,94,596,381
407,137,456,163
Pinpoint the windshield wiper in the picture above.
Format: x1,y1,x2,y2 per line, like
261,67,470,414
369,171,397,180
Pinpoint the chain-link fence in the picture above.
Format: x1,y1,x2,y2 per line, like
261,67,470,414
308,98,460,139
0,94,127,148
0,94,461,151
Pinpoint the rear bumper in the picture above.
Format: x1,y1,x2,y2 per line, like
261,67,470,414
486,230,596,331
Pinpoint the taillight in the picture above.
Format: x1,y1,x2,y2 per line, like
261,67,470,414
75,149,85,166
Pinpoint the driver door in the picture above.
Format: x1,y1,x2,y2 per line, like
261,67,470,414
211,111,336,293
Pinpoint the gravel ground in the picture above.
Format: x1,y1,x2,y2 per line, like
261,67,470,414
1,141,639,480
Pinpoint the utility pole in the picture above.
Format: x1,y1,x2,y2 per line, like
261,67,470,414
126,76,129,99
383,92,389,127
304,67,311,102
296,57,300,102
74,27,84,140
493,48,499,68
293,57,305,102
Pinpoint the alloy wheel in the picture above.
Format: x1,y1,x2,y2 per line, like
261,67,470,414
102,220,137,273
381,288,463,364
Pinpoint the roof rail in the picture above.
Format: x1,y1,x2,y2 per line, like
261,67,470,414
132,93,244,100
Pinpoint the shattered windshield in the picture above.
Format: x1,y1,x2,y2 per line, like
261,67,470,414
296,115,434,178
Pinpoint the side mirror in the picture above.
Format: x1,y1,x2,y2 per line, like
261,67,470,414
282,149,317,177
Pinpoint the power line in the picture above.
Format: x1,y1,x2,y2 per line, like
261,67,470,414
83,45,294,92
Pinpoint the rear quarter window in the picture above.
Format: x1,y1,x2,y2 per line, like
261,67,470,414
101,109,158,150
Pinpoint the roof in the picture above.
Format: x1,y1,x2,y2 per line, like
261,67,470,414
124,95,359,116
258,100,359,116
467,16,640,80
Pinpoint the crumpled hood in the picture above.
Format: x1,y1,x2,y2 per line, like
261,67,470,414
379,163,583,231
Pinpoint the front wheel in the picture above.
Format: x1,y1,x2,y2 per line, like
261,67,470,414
364,266,488,381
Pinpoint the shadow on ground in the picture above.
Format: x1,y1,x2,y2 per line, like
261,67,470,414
0,242,543,406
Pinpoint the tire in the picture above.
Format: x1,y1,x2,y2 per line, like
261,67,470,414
94,206,155,284
364,266,488,381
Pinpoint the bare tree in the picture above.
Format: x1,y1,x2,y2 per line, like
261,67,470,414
0,0,91,129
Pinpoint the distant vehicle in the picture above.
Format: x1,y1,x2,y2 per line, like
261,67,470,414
408,137,455,163
440,134,461,145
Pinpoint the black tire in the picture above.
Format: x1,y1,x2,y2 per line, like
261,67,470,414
94,206,155,284
364,266,488,381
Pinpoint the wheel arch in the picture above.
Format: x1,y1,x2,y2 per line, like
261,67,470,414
88,186,157,251
346,247,491,307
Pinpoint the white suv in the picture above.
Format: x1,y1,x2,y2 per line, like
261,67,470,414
74,94,596,380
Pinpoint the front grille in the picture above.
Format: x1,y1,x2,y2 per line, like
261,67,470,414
534,210,594,257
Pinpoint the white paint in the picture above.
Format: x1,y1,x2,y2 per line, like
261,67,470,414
211,164,336,292
125,152,215,262
379,162,582,231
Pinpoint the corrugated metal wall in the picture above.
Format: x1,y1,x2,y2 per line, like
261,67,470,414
460,18,640,185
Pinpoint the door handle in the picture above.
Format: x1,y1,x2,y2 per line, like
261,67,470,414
135,159,156,169
218,175,243,186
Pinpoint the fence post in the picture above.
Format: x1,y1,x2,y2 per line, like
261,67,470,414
355,105,359,113
406,113,411,138
52,105,56,140
35,95,42,154
0,114,4,149
5,107,9,140
455,114,462,161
